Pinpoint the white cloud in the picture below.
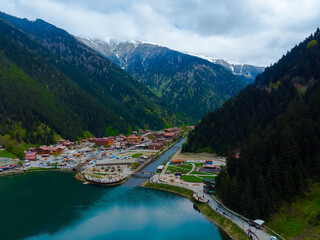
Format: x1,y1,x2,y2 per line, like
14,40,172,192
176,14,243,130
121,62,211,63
0,0,319,66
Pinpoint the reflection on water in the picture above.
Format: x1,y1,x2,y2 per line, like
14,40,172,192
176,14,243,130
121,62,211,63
0,140,230,240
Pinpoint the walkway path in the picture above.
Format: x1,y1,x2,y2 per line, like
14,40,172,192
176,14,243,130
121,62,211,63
186,163,195,175
151,174,273,240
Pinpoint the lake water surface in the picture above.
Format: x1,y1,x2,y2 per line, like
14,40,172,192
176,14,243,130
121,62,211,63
0,140,230,240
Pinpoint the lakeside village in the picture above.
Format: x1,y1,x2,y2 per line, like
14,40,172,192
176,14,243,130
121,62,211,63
0,127,196,184
0,127,274,239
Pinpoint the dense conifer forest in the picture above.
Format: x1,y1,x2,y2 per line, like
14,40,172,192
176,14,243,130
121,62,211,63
183,29,320,218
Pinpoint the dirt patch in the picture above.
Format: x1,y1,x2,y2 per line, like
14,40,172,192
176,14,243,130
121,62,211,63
172,149,226,164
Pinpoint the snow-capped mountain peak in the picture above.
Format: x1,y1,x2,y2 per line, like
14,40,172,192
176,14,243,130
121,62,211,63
185,52,264,83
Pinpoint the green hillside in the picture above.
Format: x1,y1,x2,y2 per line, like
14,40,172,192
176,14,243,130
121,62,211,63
267,183,320,240
77,38,247,120
0,13,189,152
131,58,245,120
183,28,320,224
0,14,190,129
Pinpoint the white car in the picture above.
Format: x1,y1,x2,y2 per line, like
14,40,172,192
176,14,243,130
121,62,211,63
270,237,278,240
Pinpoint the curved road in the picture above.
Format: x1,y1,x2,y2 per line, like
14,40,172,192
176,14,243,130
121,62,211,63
151,172,272,240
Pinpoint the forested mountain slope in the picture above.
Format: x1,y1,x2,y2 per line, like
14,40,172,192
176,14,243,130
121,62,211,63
78,38,247,119
183,29,320,219
0,12,187,146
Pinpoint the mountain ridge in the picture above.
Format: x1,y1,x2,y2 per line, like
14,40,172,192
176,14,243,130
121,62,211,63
185,52,265,84
0,12,188,144
78,37,247,119
78,37,264,83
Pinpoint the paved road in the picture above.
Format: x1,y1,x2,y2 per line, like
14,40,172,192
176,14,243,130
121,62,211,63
151,174,272,240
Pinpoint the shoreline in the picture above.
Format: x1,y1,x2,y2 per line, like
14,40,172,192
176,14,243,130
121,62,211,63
1,139,249,240
75,139,181,186
142,181,249,240
74,171,128,186
0,167,74,178
0,139,181,183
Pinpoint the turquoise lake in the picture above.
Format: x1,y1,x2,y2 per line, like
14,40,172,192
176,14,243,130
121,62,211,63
0,141,230,240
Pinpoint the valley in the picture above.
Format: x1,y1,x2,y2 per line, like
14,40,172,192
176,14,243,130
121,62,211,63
0,4,319,240
78,37,248,119
0,127,185,185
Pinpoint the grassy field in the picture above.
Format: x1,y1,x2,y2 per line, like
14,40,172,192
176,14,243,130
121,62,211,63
194,162,204,167
181,175,217,183
190,170,217,175
132,153,143,158
181,175,203,182
144,181,249,240
199,175,217,181
266,182,320,240
167,163,193,174
0,150,16,159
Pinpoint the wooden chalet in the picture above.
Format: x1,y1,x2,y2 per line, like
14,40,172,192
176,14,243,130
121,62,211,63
52,146,64,155
94,138,113,146
38,146,51,155
127,135,141,143
171,159,185,165
148,143,163,150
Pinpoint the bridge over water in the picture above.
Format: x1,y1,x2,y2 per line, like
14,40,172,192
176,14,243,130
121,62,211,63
133,172,154,178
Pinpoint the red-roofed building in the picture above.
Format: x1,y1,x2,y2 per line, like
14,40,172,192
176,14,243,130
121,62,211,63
63,141,74,147
94,138,113,146
155,132,164,138
52,146,64,155
128,135,141,143
171,159,185,165
148,143,163,150
57,139,66,145
8,164,19,169
164,128,174,132
155,138,166,143
25,152,37,161
38,146,51,155
164,132,176,139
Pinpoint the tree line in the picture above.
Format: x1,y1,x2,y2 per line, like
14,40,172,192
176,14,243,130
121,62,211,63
183,28,320,218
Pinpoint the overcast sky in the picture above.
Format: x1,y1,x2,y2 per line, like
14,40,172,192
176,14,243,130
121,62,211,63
1,0,320,66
